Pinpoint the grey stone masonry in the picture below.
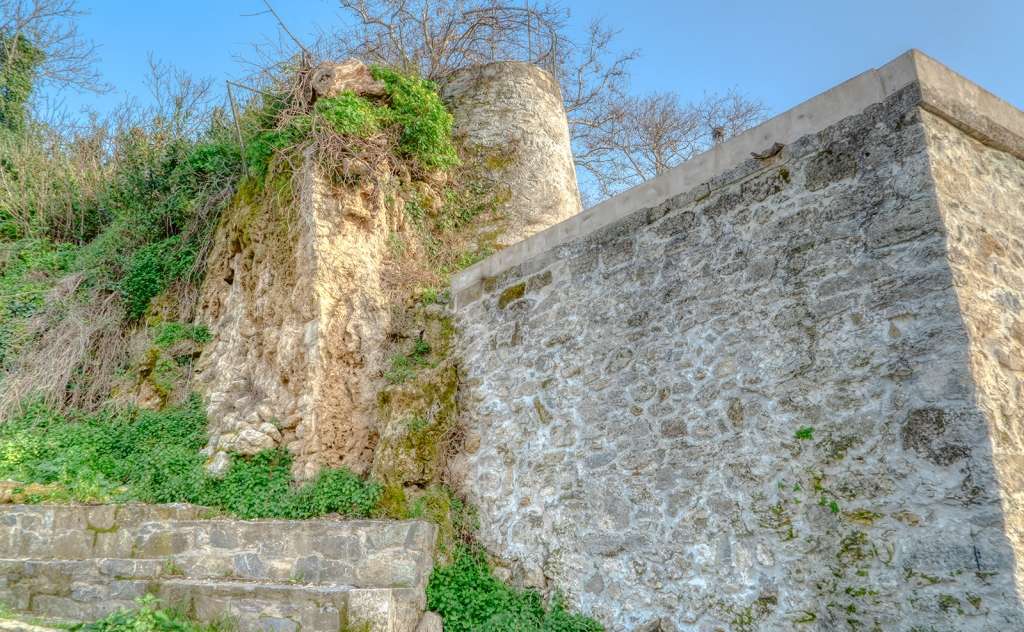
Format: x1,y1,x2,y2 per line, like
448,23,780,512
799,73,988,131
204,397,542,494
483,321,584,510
0,504,436,632
451,51,1024,631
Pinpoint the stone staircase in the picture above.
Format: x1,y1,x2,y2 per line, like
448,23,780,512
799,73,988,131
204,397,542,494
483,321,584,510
0,504,438,631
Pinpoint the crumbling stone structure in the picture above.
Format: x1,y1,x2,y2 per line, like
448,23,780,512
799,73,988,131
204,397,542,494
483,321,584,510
195,61,580,480
451,51,1024,631
442,61,581,246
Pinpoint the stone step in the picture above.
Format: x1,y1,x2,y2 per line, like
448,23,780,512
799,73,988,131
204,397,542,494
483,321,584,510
0,506,435,591
0,505,438,632
1,564,422,632
0,620,68,632
0,504,208,559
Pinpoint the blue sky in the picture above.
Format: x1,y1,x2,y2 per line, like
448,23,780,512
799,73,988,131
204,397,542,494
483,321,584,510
50,0,1023,118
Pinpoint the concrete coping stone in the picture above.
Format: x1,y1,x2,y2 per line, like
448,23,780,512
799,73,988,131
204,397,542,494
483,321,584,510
450,49,1024,304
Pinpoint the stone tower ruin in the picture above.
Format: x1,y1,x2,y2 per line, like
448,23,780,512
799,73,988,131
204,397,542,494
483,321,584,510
441,61,581,246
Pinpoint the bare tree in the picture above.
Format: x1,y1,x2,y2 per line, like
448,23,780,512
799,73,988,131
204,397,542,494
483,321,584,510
333,0,567,81
144,54,216,139
246,0,762,204
575,89,767,201
0,0,107,93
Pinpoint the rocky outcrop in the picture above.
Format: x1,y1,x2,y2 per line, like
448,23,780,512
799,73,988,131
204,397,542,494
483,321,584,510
311,59,386,100
195,157,402,479
196,60,581,482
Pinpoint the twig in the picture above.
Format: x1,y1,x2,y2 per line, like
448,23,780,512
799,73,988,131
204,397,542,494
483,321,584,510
226,81,248,177
260,0,312,57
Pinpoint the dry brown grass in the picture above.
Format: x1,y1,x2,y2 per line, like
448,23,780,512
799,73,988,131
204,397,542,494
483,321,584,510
0,287,129,419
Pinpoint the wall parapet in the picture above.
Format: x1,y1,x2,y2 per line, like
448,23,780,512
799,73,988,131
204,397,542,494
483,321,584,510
451,49,1024,308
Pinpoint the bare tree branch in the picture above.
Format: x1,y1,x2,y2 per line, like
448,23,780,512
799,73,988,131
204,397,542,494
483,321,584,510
1,0,108,94
237,0,765,204
574,89,768,201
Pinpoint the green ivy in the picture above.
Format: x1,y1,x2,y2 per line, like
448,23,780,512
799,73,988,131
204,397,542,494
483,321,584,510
0,396,381,519
153,322,211,348
118,236,196,319
0,34,44,134
315,92,382,137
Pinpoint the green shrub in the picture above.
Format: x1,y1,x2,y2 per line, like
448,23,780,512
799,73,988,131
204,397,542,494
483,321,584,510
153,322,212,348
0,238,79,366
426,548,603,632
119,236,196,319
371,66,459,171
384,339,432,384
0,34,44,134
202,448,293,518
284,466,383,519
315,93,382,137
0,396,381,519
0,395,208,502
244,116,311,179
185,140,242,180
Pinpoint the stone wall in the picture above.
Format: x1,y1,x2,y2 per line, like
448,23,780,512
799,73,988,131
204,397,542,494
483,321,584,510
451,53,1024,631
0,504,436,631
924,109,1024,601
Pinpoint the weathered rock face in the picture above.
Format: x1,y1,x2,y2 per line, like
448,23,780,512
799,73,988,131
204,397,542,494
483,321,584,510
441,61,580,246
370,303,459,487
195,159,401,479
311,59,386,99
451,60,1024,632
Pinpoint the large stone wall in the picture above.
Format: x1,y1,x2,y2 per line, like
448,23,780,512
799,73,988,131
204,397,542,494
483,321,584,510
451,52,1024,631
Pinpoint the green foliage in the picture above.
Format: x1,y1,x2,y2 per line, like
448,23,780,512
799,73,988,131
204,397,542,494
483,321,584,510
371,66,459,171
283,466,383,519
73,594,230,632
384,354,415,384
119,236,196,319
186,140,243,179
0,396,381,519
418,287,445,305
0,395,207,502
384,338,432,384
70,131,241,313
153,322,212,348
427,548,603,632
0,238,79,366
406,486,477,559
314,93,381,137
795,426,814,441
244,116,310,180
0,34,44,134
